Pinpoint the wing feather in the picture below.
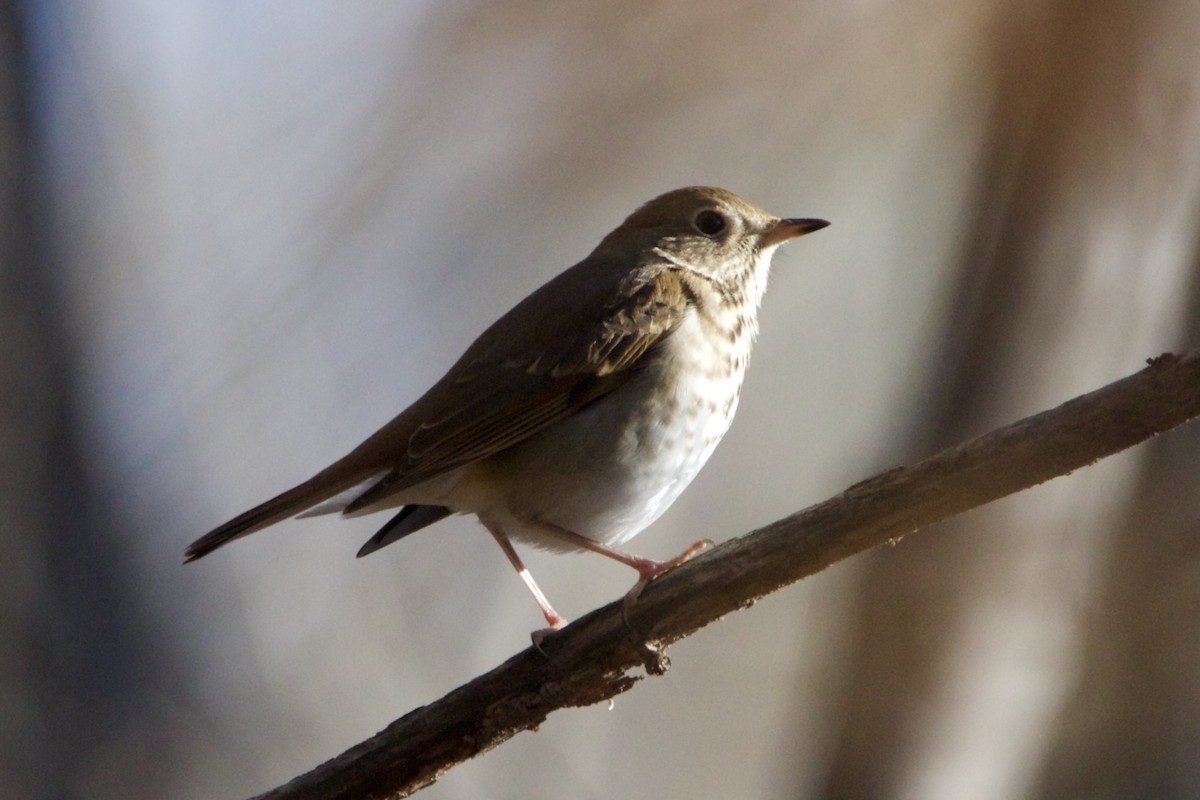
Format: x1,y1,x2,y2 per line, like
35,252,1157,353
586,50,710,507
342,265,691,513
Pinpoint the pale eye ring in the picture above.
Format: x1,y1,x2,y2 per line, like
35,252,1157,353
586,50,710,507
693,209,727,237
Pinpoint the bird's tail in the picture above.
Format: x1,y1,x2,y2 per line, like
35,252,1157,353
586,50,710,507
184,469,373,562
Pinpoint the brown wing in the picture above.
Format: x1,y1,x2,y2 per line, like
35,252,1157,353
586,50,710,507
183,259,695,560
341,262,694,512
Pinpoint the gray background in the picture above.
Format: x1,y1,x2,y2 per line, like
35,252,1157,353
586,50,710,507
4,1,1200,798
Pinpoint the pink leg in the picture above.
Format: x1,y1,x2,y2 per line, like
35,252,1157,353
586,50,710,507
484,523,567,646
529,521,712,619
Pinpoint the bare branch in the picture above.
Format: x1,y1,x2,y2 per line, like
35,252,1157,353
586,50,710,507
253,350,1200,800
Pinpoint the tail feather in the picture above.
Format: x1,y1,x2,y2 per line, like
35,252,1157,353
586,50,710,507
184,471,372,562
356,504,452,558
295,472,388,519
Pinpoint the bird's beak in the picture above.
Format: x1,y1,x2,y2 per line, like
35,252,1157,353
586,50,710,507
762,217,830,248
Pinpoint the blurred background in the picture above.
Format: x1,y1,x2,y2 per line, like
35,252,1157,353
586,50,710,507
3,1,1199,798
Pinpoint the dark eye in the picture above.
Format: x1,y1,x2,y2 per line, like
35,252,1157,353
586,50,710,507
693,209,727,237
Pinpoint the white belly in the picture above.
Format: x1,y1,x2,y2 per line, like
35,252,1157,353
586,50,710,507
461,309,748,551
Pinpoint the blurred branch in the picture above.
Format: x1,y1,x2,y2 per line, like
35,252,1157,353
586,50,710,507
254,349,1200,800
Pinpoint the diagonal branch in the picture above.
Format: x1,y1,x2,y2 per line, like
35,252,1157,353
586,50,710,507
254,349,1200,800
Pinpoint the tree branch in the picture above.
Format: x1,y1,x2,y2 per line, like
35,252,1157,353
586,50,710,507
253,350,1200,800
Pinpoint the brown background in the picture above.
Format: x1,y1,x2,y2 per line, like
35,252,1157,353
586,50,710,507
3,1,1199,798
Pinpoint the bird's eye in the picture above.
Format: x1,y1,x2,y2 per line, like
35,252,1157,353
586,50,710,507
693,209,727,237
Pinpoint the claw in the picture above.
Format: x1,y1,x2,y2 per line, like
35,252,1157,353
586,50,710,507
622,579,649,628
622,538,714,626
531,617,568,656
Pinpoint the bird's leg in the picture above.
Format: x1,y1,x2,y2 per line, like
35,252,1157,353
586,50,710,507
483,523,567,648
530,520,713,621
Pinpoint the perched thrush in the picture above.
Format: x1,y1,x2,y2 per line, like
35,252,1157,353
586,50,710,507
186,186,827,640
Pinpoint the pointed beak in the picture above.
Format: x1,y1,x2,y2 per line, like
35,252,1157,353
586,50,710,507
762,217,830,248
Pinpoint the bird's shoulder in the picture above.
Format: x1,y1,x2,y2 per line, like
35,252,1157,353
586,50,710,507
455,255,697,380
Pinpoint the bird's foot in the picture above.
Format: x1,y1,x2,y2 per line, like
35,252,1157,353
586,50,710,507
621,538,714,625
530,614,569,656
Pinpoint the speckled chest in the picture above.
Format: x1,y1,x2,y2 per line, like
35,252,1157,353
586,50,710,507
489,275,760,546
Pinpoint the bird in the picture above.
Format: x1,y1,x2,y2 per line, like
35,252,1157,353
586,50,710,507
185,186,827,640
